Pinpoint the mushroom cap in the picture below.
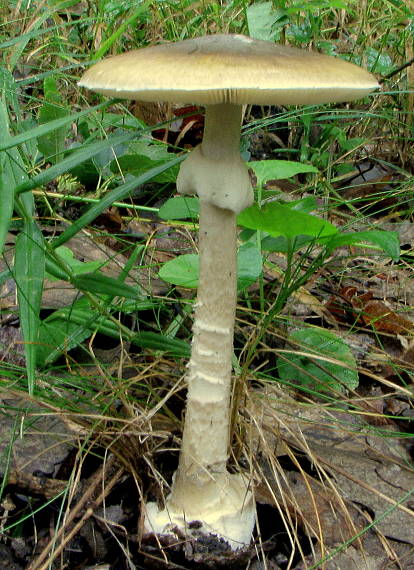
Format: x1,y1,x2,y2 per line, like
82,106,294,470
79,34,378,106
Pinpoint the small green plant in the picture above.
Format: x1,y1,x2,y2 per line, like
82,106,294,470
158,158,399,298
0,2,413,568
0,66,185,391
158,242,263,290
277,326,359,395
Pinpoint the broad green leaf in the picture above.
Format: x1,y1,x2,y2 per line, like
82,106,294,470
288,196,318,213
57,245,104,275
158,196,200,220
127,139,172,161
159,246,262,289
92,135,130,174
46,246,104,281
238,202,337,239
237,243,263,290
246,2,285,41
72,272,138,299
365,47,394,75
37,76,70,163
261,234,313,253
249,160,318,188
326,230,400,261
113,154,179,183
277,327,359,395
159,254,199,288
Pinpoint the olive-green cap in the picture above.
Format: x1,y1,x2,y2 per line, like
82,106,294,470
79,34,378,106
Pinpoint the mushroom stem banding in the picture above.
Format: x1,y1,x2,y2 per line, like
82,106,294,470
158,200,255,547
172,202,236,484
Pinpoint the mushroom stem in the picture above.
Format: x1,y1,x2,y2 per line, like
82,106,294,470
174,103,244,483
201,103,243,160
145,103,255,547
171,200,237,490
176,103,253,212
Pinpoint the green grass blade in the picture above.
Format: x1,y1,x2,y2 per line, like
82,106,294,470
0,67,21,123
15,131,138,195
72,273,138,299
48,307,190,357
14,201,45,394
37,316,92,367
0,101,15,258
131,331,189,357
0,101,113,152
7,1,87,69
52,154,185,248
0,13,95,52
0,89,47,401
37,77,70,164
93,6,149,60
15,64,83,88
0,154,14,259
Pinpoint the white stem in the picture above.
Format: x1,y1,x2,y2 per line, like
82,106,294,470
170,200,236,497
176,103,253,213
202,103,243,161
145,103,255,548
172,104,246,494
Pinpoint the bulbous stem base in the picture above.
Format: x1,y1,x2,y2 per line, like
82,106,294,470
145,471,255,549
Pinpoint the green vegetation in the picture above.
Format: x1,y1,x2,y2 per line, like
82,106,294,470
1,1,413,568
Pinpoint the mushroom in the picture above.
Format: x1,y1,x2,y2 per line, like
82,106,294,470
79,34,378,550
